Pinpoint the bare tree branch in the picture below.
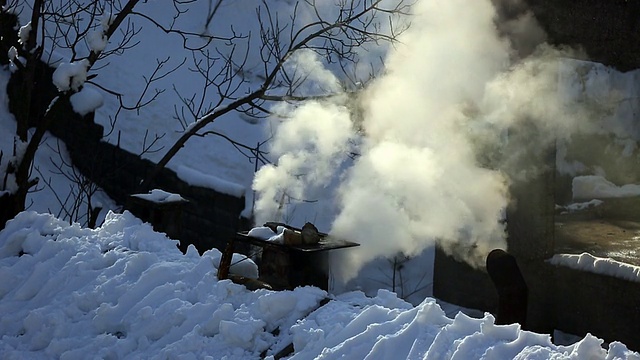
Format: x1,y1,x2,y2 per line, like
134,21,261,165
141,0,408,189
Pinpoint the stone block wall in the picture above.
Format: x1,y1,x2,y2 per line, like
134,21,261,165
5,63,247,253
59,120,248,252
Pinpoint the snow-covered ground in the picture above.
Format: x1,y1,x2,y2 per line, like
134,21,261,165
1,211,638,359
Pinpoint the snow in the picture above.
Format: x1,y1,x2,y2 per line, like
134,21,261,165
2,0,640,357
176,165,246,198
69,85,104,116
558,199,604,214
131,189,186,203
17,21,30,45
52,60,90,92
87,30,108,53
247,226,279,239
0,213,638,359
82,1,271,216
247,225,286,243
7,46,17,61
87,13,114,53
573,175,640,201
549,253,640,283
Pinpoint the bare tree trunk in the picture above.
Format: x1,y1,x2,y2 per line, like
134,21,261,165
0,192,19,230
1,0,142,230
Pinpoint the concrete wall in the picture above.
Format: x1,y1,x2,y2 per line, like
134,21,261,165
526,0,640,72
433,248,640,351
5,64,247,253
435,2,640,348
552,264,640,348
55,103,247,252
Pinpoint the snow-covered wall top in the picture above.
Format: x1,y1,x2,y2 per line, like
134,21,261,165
549,252,640,283
131,189,186,203
573,175,640,201
176,165,245,198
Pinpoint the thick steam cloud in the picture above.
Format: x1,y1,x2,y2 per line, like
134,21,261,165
252,49,354,226
253,0,593,282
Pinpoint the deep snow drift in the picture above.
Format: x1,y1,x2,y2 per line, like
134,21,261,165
0,211,638,359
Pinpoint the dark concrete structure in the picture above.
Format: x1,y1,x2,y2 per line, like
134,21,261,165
525,0,640,72
435,1,640,351
126,193,189,242
4,67,247,253
493,0,640,72
486,249,528,327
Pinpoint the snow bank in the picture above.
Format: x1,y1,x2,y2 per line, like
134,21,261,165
550,253,640,283
573,175,640,201
0,211,324,359
0,212,637,359
290,291,638,359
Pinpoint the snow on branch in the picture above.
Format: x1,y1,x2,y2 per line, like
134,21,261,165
52,60,90,92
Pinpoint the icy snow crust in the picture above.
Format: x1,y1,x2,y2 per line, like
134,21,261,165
1,212,638,359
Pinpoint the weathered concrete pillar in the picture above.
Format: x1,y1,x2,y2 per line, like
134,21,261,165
501,131,557,334
486,249,528,327
505,140,556,261
126,189,188,241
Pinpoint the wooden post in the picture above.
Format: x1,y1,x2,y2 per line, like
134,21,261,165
217,239,235,280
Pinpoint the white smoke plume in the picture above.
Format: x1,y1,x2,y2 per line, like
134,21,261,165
331,0,514,280
252,50,354,227
252,99,354,226
253,0,604,282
